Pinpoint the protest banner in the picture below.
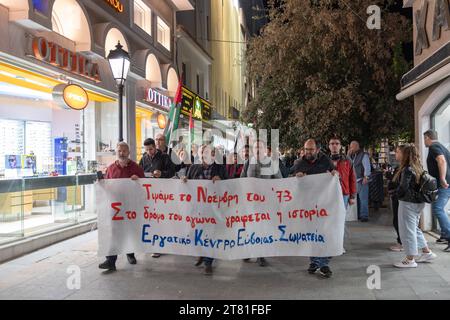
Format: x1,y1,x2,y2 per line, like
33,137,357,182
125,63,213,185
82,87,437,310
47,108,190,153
96,173,346,259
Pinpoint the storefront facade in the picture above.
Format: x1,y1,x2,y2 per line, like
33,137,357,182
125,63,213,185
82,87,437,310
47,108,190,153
134,85,170,161
398,0,450,231
0,0,191,252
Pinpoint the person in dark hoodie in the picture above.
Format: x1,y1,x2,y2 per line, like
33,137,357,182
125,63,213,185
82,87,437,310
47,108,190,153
291,139,338,278
181,144,228,275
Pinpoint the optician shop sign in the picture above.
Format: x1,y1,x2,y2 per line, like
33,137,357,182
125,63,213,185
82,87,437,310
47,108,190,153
31,36,101,82
145,88,172,111
52,84,89,110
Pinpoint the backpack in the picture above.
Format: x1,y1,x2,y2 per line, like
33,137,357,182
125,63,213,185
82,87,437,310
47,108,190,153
417,171,438,203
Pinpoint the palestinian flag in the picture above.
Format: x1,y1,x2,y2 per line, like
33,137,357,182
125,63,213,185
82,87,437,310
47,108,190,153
164,77,183,146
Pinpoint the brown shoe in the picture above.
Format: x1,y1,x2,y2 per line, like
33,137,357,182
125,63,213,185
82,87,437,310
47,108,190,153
204,265,213,275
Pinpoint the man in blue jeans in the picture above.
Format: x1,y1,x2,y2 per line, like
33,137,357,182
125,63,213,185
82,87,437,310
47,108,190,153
348,141,371,222
181,145,228,275
291,139,338,278
424,130,450,252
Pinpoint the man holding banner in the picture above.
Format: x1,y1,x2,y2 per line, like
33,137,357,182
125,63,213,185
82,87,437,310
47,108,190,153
96,141,347,277
291,139,338,278
139,138,175,179
241,140,282,267
181,144,228,275
98,142,145,271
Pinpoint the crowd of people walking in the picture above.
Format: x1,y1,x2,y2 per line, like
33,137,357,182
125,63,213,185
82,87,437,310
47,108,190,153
97,130,450,278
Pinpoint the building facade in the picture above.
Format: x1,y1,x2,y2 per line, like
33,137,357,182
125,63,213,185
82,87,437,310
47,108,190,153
397,0,450,231
0,0,192,256
210,0,248,121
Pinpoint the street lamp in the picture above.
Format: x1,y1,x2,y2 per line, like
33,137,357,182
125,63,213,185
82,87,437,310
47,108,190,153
107,41,130,142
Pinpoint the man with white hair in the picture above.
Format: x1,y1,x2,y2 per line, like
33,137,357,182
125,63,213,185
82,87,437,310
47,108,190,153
98,142,145,272
348,140,371,222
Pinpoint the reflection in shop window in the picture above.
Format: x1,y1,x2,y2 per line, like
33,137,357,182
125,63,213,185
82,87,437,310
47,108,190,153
432,97,450,150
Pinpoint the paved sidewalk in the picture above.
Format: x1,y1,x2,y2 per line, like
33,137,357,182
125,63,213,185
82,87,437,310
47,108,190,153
0,214,449,300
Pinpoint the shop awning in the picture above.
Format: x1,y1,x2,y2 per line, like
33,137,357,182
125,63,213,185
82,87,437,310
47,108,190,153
396,62,450,101
0,61,115,103
396,42,450,101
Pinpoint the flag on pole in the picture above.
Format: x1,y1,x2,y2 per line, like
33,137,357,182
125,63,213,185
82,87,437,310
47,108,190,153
164,77,183,147
188,109,194,153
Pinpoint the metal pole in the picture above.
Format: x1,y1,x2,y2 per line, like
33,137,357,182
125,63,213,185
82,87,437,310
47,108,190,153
118,83,124,142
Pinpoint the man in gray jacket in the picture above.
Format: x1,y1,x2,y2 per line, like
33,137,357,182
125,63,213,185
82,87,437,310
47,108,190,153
348,140,371,222
241,140,282,266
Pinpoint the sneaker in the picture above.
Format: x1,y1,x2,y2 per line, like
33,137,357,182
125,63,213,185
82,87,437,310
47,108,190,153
127,254,137,265
416,251,437,263
257,257,267,267
389,244,404,252
99,260,116,271
152,253,161,258
308,263,319,274
319,266,332,278
204,265,213,275
394,258,417,268
444,244,450,252
436,237,448,244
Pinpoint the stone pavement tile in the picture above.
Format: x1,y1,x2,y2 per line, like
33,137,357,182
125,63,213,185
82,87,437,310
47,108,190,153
295,286,376,300
66,288,142,300
416,288,450,300
407,275,450,292
2,221,450,300
373,287,418,300
428,264,450,283
380,264,439,278
0,283,74,300
0,262,54,291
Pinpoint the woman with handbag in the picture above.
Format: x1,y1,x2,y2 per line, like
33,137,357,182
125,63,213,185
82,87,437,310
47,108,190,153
393,144,437,268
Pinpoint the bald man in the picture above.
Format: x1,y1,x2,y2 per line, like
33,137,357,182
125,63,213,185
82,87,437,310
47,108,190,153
291,139,338,279
290,139,335,175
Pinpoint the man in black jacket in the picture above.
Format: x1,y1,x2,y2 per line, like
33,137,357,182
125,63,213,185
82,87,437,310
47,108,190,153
291,139,338,278
181,144,227,275
139,138,175,258
139,138,175,178
290,141,335,176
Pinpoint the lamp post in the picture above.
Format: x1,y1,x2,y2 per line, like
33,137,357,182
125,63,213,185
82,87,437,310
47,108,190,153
107,41,130,142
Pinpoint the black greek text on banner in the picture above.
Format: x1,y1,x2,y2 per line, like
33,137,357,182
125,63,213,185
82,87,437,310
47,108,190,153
96,174,346,259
